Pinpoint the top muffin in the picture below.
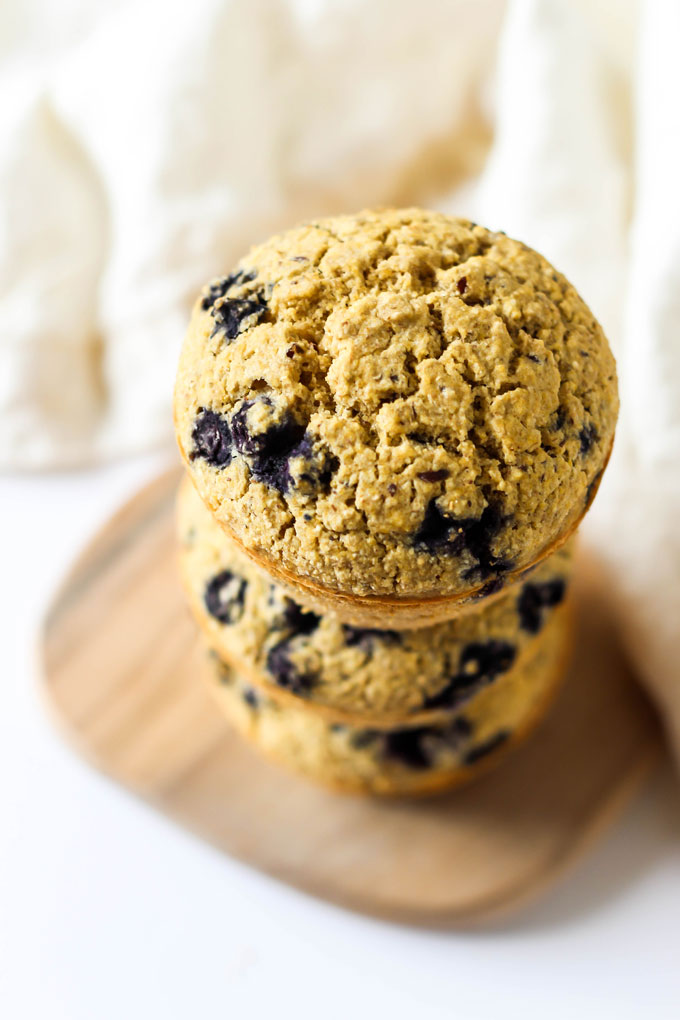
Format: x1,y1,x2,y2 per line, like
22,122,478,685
174,208,617,602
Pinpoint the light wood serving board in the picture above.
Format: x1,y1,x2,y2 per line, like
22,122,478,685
41,468,662,926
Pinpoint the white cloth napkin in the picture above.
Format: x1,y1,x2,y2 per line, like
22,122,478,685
3,0,679,762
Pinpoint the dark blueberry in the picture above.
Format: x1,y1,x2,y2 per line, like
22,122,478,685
211,291,268,341
381,728,433,769
476,576,505,598
230,399,271,456
266,641,317,695
231,402,307,493
413,500,458,552
586,467,603,507
449,716,473,739
579,422,598,455
460,640,516,681
424,640,516,710
552,407,567,431
463,730,509,766
282,599,321,636
457,276,468,294
417,469,449,482
288,433,339,493
242,687,259,708
200,269,256,311
190,409,233,467
387,483,397,495
459,504,512,579
204,570,247,625
517,579,566,634
342,626,402,651
381,717,472,771
422,682,469,711
414,499,512,580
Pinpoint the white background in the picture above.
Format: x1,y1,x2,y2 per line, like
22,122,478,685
2,454,680,1020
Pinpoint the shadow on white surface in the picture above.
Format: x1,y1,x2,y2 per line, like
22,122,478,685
503,756,680,931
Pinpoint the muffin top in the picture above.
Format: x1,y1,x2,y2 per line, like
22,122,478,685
174,208,617,598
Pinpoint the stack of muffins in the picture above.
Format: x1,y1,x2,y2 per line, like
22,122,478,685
174,208,618,795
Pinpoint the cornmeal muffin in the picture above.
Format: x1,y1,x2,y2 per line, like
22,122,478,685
179,477,573,726
175,207,616,626
206,604,571,795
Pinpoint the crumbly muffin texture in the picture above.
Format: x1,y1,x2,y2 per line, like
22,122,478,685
179,478,573,723
175,207,617,598
206,605,569,795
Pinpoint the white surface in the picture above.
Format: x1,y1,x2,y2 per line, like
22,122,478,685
1,458,680,1020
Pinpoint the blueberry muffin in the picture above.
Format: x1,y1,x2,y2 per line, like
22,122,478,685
205,605,571,795
175,208,617,627
179,477,573,726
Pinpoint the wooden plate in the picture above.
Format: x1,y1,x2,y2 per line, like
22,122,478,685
40,468,662,926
